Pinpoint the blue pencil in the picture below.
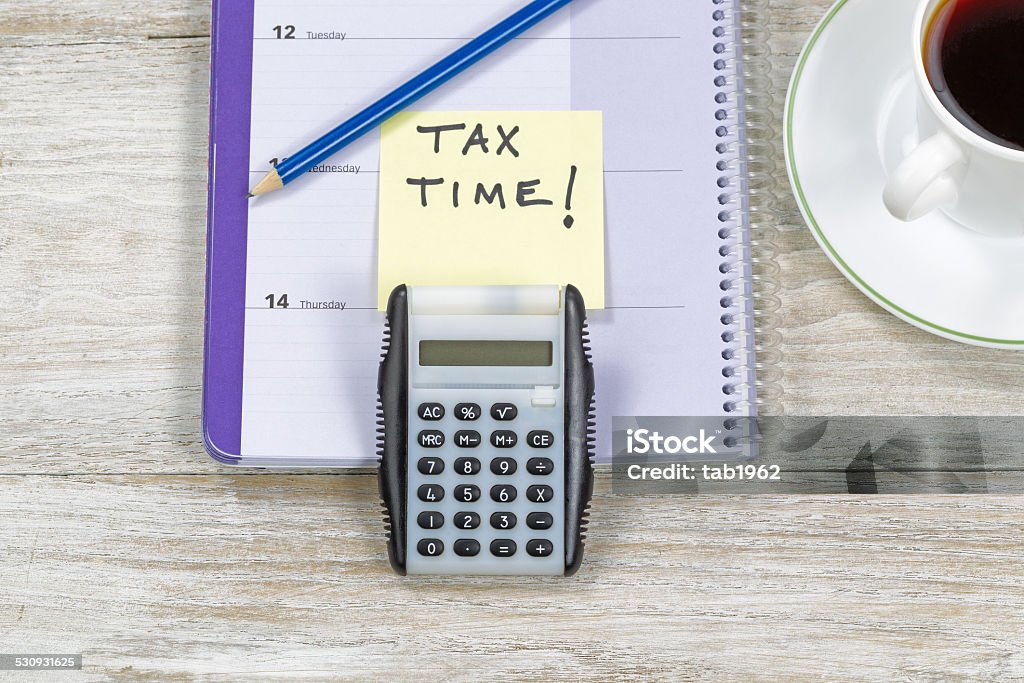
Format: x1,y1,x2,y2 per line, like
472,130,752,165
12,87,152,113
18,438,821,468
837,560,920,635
249,0,576,197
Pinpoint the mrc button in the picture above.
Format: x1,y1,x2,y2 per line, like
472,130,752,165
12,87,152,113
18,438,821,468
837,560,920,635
527,430,554,448
417,430,444,448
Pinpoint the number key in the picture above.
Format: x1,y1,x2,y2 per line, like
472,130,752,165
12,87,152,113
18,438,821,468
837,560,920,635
417,457,444,475
490,485,517,503
490,457,517,475
454,457,481,475
490,512,517,530
417,511,444,529
454,484,481,503
418,484,444,502
454,511,480,529
417,538,444,557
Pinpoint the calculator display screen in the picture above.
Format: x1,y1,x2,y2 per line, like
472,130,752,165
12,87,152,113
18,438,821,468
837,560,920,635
419,340,553,367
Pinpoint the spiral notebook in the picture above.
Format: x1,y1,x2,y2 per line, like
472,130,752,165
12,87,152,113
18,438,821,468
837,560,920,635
204,0,770,466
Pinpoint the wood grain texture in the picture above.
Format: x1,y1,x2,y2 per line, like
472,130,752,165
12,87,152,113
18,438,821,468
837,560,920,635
3,475,1024,681
1,0,1023,680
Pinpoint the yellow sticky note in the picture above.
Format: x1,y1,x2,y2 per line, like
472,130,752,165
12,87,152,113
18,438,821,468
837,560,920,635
378,111,605,310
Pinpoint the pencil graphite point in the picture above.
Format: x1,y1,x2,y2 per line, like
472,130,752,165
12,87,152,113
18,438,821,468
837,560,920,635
250,168,284,197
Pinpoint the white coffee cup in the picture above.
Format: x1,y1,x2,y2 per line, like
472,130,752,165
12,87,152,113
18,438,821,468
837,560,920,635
882,0,1024,238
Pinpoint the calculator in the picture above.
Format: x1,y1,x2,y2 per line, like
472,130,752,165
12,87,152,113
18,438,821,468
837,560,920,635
377,284,595,576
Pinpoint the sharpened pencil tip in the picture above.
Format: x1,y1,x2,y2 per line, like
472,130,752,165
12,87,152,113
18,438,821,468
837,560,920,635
247,193,255,198
250,168,285,197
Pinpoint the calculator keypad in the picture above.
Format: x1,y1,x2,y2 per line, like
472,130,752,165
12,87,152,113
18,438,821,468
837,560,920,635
406,393,564,575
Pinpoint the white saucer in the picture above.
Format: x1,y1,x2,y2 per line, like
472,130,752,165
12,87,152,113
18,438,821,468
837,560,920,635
784,0,1024,349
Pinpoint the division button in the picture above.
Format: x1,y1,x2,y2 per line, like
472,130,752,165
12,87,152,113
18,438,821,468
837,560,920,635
490,511,518,530
417,402,445,421
453,511,481,530
527,430,554,448
454,484,481,503
526,485,554,503
454,430,482,448
490,430,518,448
526,512,553,530
417,484,444,502
454,403,482,421
526,457,554,475
454,539,481,557
417,538,444,557
490,403,518,421
490,457,518,475
490,539,517,557
417,430,445,448
526,539,554,557
417,457,444,475
417,511,444,530
490,485,518,503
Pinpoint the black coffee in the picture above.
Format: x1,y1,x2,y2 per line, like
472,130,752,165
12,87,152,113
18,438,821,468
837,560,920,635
925,0,1024,150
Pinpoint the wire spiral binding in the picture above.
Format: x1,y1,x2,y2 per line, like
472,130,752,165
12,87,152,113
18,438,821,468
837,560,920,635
714,0,783,418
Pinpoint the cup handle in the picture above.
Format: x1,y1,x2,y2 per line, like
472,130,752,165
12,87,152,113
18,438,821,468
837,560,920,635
883,132,966,221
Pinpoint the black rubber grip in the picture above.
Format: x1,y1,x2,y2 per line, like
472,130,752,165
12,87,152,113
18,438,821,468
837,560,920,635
562,284,595,576
378,284,410,575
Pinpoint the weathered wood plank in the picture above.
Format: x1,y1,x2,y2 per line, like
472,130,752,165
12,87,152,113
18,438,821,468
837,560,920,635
1,474,1023,680
0,39,213,473
0,2,210,46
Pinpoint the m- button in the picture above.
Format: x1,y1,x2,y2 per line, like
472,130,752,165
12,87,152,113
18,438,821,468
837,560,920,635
527,430,554,448
454,430,481,448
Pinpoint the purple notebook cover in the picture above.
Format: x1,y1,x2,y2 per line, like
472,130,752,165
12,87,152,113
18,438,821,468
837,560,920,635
203,0,254,464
